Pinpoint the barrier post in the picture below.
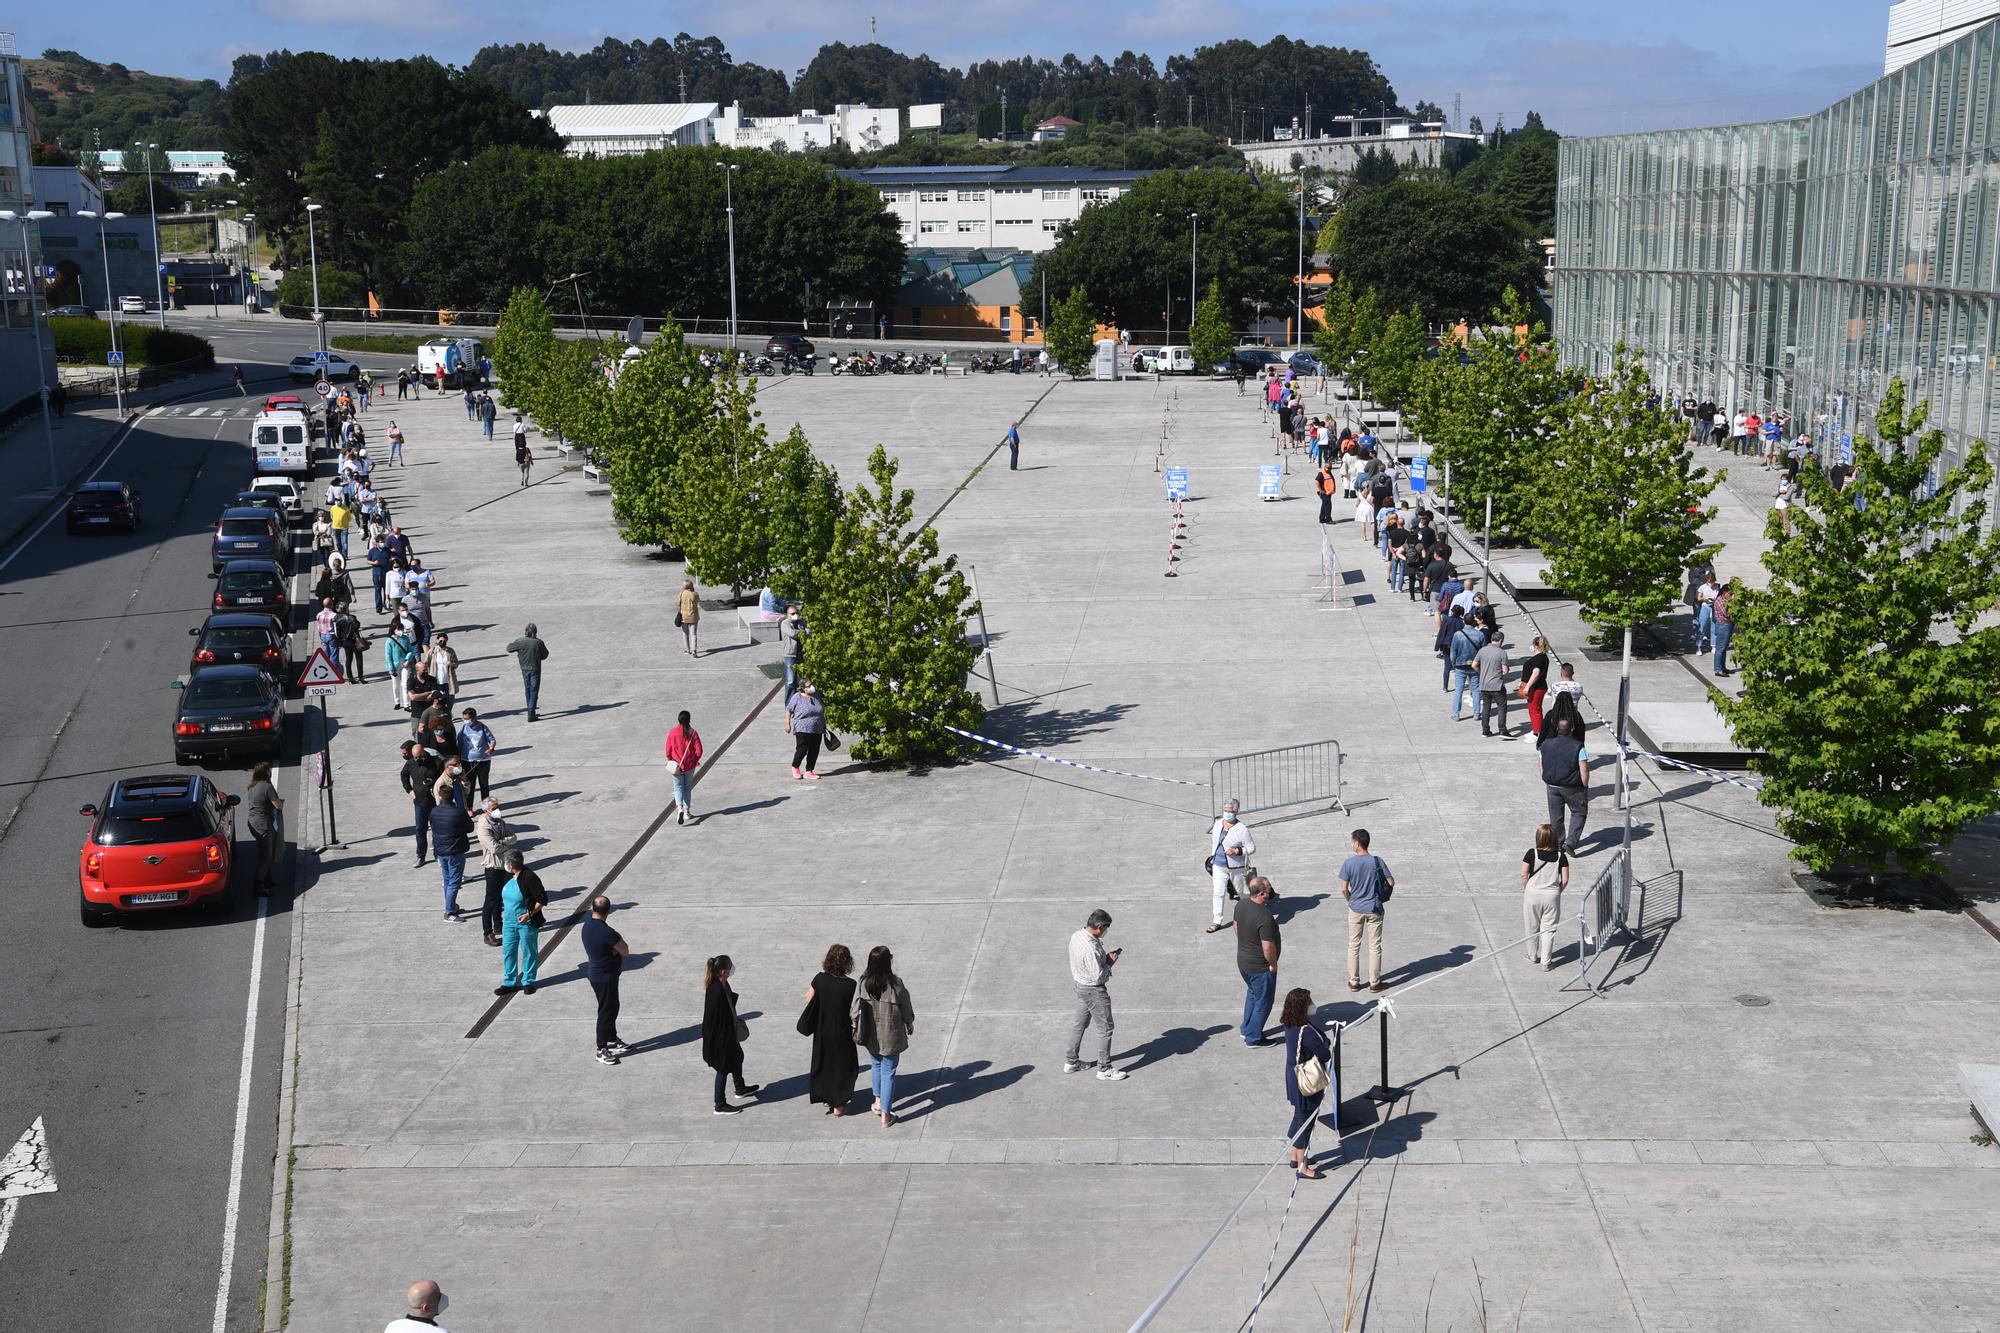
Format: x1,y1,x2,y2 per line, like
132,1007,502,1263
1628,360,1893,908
968,565,1001,706
1366,1007,1402,1103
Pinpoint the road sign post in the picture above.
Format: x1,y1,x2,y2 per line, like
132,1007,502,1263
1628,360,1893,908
1165,466,1189,501
106,350,123,367
298,649,344,849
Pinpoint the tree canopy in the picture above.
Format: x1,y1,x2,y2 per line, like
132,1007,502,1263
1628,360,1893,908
24,51,229,155
469,34,791,114
1328,180,1542,323
1029,169,1306,336
404,146,904,318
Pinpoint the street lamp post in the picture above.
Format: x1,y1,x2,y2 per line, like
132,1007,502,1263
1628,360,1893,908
715,162,740,354
77,209,129,416
304,200,327,359
135,142,165,327
242,213,256,311
1,209,62,490
1188,211,1199,343
1295,167,1306,350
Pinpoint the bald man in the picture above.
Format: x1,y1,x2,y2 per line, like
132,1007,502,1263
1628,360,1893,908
384,1279,448,1331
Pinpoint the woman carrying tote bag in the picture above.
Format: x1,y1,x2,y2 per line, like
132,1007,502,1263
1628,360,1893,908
1282,988,1332,1179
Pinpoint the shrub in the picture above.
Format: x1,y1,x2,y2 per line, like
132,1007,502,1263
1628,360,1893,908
50,317,213,368
331,334,426,355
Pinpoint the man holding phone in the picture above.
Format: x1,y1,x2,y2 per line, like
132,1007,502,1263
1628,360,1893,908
1064,909,1128,1080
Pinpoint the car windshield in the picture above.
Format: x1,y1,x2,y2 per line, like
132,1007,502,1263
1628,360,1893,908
218,571,276,593
95,810,210,846
205,627,273,649
188,676,267,706
72,492,124,508
219,519,271,537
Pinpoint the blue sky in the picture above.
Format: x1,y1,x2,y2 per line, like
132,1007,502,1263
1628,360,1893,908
16,0,1895,137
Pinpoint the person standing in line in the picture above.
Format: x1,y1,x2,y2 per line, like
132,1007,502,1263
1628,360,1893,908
386,419,405,465
243,760,283,898
457,707,496,804
480,393,498,440
334,602,368,684
664,710,703,825
328,498,352,560
428,632,460,696
365,537,392,615
511,413,528,457
515,434,532,485
506,623,549,721
1339,829,1395,993
676,578,701,657
1520,635,1551,738
494,850,544,996
1315,460,1336,525
382,1279,449,1333
780,606,806,700
383,625,414,711
462,383,477,420
1281,988,1331,1179
1232,876,1282,1045
702,955,761,1115
1474,628,1511,738
851,946,915,1127
1004,420,1021,471
582,896,631,1065
1711,578,1736,677
394,369,409,401
399,739,439,866
1064,908,1127,1080
474,797,517,947
1520,823,1570,970
1693,570,1720,654
803,943,860,1114
786,678,827,780
1539,717,1593,852
1446,612,1488,721
428,795,471,921
1205,800,1255,934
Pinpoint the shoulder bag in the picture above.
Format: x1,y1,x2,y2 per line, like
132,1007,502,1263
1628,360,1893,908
1295,1032,1330,1097
733,989,749,1043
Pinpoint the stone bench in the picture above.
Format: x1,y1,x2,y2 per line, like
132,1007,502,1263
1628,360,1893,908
736,608,786,644
1627,700,1762,769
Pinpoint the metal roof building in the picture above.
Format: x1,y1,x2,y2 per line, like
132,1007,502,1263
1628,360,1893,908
839,165,1152,253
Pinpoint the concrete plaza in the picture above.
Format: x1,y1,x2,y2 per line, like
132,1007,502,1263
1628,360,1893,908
270,368,1999,1332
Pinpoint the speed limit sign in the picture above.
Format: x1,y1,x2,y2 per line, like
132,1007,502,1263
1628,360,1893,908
314,379,333,398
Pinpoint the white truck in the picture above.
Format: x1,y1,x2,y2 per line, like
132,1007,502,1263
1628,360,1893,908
252,411,312,477
417,337,485,390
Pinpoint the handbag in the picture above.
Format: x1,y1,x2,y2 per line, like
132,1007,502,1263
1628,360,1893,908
852,994,875,1047
673,611,684,626
824,730,842,752
1296,1046,1330,1097
734,1018,750,1042
796,1000,819,1037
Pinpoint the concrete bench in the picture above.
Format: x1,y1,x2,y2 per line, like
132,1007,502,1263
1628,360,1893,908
1959,1063,1999,1137
736,608,786,644
1627,701,1762,769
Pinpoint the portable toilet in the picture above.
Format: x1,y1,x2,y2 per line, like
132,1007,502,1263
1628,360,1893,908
1091,338,1123,381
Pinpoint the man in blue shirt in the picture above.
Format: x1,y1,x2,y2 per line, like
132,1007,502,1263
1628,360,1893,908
581,895,630,1064
456,707,497,803
1005,421,1021,471
1339,829,1395,992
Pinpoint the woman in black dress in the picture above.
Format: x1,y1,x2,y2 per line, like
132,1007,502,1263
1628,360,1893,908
803,944,860,1115
701,955,760,1116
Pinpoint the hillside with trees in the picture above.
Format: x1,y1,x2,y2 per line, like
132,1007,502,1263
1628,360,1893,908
23,50,229,156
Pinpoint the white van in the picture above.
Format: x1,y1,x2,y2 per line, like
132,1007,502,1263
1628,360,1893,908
417,337,485,389
1153,346,1197,375
253,412,312,476
248,476,304,516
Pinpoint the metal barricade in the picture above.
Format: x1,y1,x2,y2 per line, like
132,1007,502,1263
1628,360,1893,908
1566,851,1631,995
1209,740,1348,820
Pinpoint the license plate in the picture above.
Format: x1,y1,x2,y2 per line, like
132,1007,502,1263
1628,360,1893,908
129,891,180,905
234,542,255,548
88,517,110,524
209,722,246,732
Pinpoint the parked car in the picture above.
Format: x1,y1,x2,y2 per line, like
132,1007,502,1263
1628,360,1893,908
173,665,285,766
65,481,142,534
1219,348,1284,376
119,295,148,314
229,491,294,538
210,559,290,614
764,333,816,359
77,773,239,925
189,612,292,686
286,353,361,382
48,304,96,319
1285,351,1323,376
210,508,285,571
247,476,305,517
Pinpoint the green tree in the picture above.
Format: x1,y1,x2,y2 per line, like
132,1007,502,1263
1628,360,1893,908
1715,381,2000,879
491,287,557,422
535,338,611,452
1188,278,1233,368
273,264,363,312
1330,180,1541,322
806,446,983,762
599,322,718,550
1351,146,1400,192
1533,345,1719,646
1311,272,1357,376
1046,285,1096,376
1364,301,1426,419
1410,288,1580,536
1344,288,1384,400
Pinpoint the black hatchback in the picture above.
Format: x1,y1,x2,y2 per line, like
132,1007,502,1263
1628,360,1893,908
189,612,292,685
764,333,815,358
210,559,290,615
211,508,285,572
67,481,142,534
173,666,284,765
230,491,294,539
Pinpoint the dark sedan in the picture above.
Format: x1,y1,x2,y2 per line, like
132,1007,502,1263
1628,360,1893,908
230,491,294,538
66,481,142,534
189,612,292,686
210,559,290,615
211,508,285,571
173,666,284,765
764,333,815,358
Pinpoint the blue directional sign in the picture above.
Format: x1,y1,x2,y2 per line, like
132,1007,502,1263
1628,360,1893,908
1410,455,1428,492
1258,463,1283,499
1164,466,1189,500
106,350,123,366
1840,433,1853,465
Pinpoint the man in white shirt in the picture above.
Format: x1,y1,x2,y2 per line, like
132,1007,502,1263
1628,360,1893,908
1206,801,1255,933
1694,571,1720,652
384,1279,448,1332
1064,908,1127,1080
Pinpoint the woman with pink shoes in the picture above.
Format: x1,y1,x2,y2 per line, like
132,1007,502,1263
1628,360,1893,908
786,679,826,780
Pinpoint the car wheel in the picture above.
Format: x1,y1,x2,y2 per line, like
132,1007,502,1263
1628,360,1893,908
80,894,116,928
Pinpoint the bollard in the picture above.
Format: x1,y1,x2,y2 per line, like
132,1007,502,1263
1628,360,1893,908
1365,1007,1403,1104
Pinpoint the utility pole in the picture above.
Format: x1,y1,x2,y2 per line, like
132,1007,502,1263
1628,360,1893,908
678,69,688,103
1186,93,1193,128
1001,89,1008,142
1188,211,1198,345
1295,166,1305,349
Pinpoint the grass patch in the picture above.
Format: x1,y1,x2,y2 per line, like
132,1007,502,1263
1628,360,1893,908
330,333,425,356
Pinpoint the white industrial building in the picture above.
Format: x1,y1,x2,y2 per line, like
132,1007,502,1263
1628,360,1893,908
1885,0,2000,69
544,102,899,158
841,165,1148,253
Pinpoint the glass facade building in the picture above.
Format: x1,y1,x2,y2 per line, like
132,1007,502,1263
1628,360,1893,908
1554,18,1999,488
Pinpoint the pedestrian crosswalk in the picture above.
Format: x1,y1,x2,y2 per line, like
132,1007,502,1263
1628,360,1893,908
145,403,275,420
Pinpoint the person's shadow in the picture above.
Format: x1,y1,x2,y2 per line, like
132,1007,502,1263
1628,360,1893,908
1271,891,1328,924
1117,1024,1230,1074
901,1059,1034,1120
1379,943,1475,987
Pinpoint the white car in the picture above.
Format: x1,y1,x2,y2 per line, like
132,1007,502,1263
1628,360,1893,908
287,353,361,383
247,476,304,516
119,295,147,314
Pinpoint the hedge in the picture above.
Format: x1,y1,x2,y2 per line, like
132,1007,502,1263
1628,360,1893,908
50,317,215,369
330,334,426,355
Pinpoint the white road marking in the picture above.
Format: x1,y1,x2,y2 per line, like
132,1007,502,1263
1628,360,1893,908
0,1115,59,1268
208,895,269,1333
